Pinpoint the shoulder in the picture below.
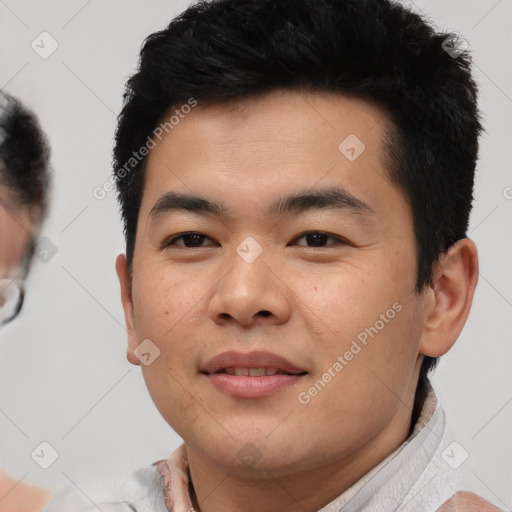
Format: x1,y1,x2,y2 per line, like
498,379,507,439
42,464,166,512
0,470,53,512
437,491,503,511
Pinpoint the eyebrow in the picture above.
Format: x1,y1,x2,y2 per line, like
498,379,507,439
148,186,374,221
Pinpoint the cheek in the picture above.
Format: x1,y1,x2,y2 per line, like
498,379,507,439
132,271,203,431
132,264,209,376
132,264,200,337
294,296,421,437
305,265,404,341
304,259,420,393
140,360,202,440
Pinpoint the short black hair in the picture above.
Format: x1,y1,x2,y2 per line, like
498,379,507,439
0,91,51,217
0,90,51,274
113,0,483,385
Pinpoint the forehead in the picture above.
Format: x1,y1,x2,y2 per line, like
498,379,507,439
140,90,399,221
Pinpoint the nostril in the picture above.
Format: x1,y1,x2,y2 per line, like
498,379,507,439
258,310,271,317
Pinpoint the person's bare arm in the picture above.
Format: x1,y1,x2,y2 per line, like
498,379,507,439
0,469,53,512
438,491,503,511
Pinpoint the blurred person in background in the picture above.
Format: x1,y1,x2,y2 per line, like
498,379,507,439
0,90,53,511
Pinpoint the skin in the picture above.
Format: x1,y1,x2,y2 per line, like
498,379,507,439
0,184,53,511
0,471,53,512
116,89,481,512
438,492,503,511
0,184,33,281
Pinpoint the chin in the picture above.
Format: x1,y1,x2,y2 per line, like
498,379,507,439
190,432,314,476
222,450,309,480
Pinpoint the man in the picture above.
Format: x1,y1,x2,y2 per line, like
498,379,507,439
45,0,501,510
0,91,53,509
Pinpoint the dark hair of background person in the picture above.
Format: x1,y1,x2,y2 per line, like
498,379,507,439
0,90,51,278
112,0,483,390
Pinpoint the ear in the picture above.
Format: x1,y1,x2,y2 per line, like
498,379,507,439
115,253,140,366
418,238,479,358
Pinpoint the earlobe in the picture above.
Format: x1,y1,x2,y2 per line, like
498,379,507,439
419,238,479,358
115,253,141,366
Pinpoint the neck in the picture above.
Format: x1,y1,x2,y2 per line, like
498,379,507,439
186,379,421,512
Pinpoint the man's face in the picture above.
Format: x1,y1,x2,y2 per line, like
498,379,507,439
120,90,431,475
0,184,31,319
0,184,32,280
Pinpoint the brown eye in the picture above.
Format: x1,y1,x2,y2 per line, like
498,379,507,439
164,232,213,248
293,231,347,247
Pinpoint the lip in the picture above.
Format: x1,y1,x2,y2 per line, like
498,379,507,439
200,350,307,375
200,350,307,399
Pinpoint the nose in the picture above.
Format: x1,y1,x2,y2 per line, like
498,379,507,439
208,244,291,328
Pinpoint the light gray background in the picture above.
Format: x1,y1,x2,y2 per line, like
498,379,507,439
0,0,510,508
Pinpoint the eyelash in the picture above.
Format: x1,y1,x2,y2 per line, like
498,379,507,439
162,231,350,249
